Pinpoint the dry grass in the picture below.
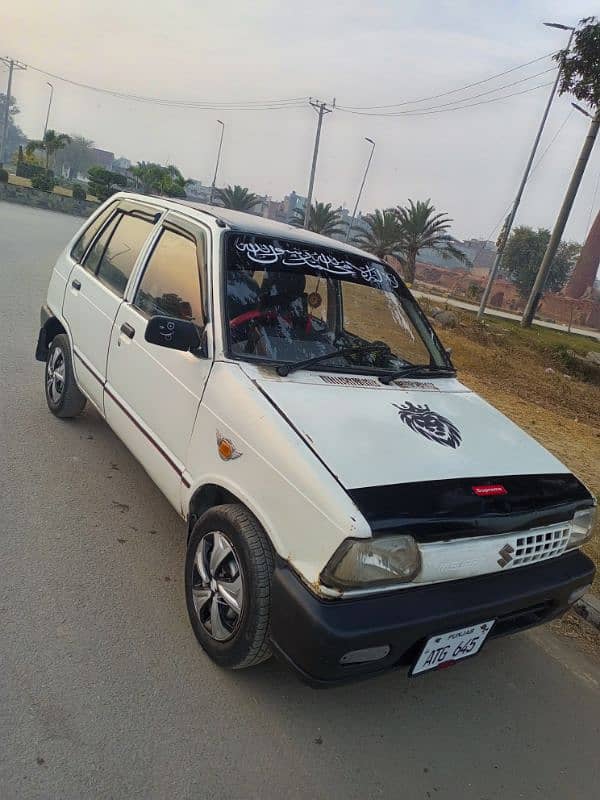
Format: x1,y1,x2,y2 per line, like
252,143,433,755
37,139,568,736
8,173,31,187
7,172,95,201
426,304,600,595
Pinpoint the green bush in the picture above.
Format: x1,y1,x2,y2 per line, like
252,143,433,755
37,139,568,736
72,184,86,201
16,162,52,180
0,168,8,183
31,172,55,192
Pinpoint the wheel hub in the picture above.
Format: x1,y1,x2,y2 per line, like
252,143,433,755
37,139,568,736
46,346,66,404
191,531,244,642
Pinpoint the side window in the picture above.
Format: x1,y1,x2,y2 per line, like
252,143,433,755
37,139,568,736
82,212,121,274
134,227,204,324
96,213,155,297
71,202,117,263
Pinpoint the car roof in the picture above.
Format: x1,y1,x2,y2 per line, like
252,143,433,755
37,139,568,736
114,192,378,261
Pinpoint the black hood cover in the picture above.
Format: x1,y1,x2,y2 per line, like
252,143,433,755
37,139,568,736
348,473,593,542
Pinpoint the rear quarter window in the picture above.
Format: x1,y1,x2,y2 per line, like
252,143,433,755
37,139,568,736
70,202,118,263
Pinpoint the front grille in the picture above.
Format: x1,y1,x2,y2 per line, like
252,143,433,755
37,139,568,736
512,526,570,567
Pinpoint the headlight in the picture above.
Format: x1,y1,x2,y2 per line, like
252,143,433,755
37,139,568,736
568,507,597,548
321,535,421,590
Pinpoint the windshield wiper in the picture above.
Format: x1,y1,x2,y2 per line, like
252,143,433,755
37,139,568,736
276,344,390,377
379,366,456,385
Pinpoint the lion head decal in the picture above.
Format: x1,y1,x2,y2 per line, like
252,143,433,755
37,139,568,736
392,401,462,449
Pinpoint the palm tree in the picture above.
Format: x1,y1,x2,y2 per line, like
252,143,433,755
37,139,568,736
215,184,261,212
292,201,345,237
394,199,470,284
352,209,404,260
129,162,189,197
26,129,71,171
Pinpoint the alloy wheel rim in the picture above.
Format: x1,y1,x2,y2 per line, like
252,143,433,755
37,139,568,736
191,531,244,641
46,347,66,404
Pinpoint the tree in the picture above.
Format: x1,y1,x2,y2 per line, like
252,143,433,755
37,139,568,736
54,135,95,180
556,16,600,111
502,226,580,297
129,161,188,197
292,201,344,237
26,129,71,171
394,199,470,284
87,166,127,202
215,184,261,212
352,209,404,260
0,93,27,164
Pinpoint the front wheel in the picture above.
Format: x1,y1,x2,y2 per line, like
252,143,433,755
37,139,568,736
45,333,86,418
185,504,274,669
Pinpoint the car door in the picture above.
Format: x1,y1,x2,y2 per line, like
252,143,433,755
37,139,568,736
105,212,212,513
62,201,160,411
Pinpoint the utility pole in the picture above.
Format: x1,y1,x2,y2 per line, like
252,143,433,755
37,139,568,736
521,106,600,327
346,137,376,241
304,98,334,228
43,82,54,139
0,57,27,166
209,119,225,205
477,23,575,319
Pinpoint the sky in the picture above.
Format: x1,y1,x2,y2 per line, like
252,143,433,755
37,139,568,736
2,0,599,244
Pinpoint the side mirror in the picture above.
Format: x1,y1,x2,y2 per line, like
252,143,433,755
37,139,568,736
145,315,202,353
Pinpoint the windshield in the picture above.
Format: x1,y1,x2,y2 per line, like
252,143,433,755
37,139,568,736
225,233,450,375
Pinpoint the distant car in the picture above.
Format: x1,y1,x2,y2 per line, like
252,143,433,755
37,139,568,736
36,193,596,685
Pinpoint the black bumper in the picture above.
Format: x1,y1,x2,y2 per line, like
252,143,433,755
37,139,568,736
270,550,595,687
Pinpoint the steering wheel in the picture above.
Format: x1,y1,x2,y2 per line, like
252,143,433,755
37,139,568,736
229,309,279,329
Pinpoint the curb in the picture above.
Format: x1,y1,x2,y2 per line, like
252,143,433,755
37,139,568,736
574,594,600,631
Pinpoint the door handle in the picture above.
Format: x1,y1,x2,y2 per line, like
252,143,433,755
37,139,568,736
120,322,135,339
71,279,81,290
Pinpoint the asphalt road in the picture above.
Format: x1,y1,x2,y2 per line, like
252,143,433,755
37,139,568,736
1,201,599,800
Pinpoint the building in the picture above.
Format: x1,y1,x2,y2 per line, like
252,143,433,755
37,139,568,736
59,145,115,182
112,156,132,176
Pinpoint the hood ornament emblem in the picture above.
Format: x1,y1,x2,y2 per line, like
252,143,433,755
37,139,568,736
497,544,514,568
392,401,462,449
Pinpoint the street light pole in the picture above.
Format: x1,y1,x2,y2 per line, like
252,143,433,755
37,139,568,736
346,137,376,242
477,23,575,319
521,105,600,327
0,57,27,166
209,119,225,205
43,82,54,139
304,98,334,228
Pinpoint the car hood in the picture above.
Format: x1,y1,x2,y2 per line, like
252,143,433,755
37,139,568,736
245,367,567,490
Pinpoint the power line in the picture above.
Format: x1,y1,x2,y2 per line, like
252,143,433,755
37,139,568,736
340,80,555,118
337,51,555,110
528,108,574,178
338,68,555,117
24,63,309,110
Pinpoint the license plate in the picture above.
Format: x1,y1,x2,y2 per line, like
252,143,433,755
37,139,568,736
411,620,495,676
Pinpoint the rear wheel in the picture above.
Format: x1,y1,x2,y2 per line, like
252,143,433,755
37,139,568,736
45,333,86,418
185,504,274,669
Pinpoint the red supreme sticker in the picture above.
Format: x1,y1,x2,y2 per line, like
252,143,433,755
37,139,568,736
472,484,507,497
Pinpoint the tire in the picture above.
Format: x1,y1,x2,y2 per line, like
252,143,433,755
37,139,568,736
45,333,86,418
185,504,274,669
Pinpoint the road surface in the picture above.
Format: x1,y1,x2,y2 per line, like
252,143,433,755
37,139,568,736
1,201,599,800
412,289,600,342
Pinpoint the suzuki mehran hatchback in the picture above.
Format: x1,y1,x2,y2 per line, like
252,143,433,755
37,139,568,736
36,193,596,684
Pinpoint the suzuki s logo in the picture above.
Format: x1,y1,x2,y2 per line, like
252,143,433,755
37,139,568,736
392,402,462,449
497,544,514,568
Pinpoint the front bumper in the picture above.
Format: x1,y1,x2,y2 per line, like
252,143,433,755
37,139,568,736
270,550,595,687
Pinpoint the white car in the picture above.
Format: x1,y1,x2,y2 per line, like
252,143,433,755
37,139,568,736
36,193,596,684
